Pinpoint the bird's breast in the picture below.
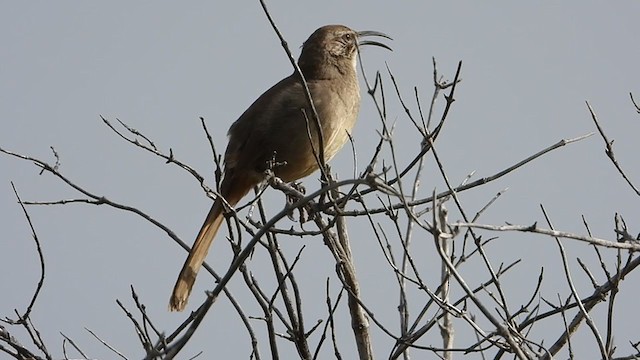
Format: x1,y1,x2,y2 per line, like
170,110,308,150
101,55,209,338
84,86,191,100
316,77,361,161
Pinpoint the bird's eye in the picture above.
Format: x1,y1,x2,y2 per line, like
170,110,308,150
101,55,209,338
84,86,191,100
343,33,352,41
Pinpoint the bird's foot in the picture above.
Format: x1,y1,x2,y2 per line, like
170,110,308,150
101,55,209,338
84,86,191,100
286,181,315,223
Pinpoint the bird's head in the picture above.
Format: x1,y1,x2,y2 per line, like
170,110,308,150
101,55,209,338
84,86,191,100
298,24,391,79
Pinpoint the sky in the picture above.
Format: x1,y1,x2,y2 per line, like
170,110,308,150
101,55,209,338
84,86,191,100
2,2,639,359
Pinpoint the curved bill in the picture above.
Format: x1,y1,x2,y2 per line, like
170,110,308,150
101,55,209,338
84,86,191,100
357,30,393,51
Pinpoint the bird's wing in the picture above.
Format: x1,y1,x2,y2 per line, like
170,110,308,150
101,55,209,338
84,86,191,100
224,75,309,172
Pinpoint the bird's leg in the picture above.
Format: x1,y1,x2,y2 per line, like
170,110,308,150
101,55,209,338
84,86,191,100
286,181,310,223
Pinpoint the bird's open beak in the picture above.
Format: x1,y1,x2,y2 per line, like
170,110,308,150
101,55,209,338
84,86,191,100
357,30,393,51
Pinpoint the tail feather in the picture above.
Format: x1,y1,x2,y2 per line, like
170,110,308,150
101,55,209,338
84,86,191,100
169,198,225,311
169,177,251,312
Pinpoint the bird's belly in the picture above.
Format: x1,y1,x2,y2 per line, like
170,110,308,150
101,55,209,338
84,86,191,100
274,117,357,182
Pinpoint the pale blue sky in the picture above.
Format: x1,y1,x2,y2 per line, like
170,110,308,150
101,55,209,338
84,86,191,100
2,2,639,359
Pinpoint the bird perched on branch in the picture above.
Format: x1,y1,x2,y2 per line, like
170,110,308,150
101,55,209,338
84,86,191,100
169,24,391,312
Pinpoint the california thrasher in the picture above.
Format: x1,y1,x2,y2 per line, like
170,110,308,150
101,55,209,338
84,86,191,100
169,24,391,311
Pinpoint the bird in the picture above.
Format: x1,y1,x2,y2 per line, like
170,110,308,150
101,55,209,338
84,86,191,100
169,24,391,312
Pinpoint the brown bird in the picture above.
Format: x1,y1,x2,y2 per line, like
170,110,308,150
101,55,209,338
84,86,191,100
169,24,391,312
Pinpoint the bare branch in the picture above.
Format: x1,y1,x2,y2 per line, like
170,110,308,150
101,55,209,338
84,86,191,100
5,183,46,324
455,222,640,251
586,101,640,196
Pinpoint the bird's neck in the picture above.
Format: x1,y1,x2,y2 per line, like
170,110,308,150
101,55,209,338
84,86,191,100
298,56,357,81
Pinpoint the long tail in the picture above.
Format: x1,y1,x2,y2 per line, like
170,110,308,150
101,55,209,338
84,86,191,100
169,178,250,311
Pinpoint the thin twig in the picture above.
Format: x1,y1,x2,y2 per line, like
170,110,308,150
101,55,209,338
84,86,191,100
455,222,640,251
586,101,640,196
7,183,46,324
